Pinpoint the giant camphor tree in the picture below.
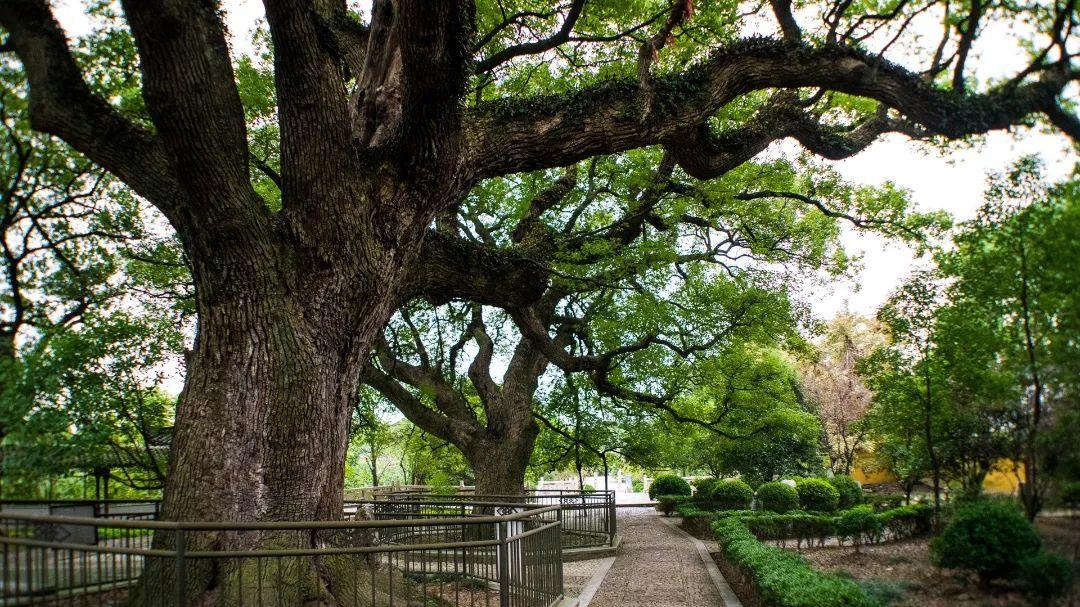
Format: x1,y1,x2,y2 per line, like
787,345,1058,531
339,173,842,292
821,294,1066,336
2,0,1079,600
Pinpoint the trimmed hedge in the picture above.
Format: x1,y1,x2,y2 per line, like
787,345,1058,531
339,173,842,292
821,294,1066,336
796,478,841,512
757,482,799,513
706,479,754,510
836,505,881,548
689,504,932,548
878,504,933,539
740,512,836,548
713,517,874,607
655,494,693,516
828,476,863,509
676,502,717,538
649,474,692,499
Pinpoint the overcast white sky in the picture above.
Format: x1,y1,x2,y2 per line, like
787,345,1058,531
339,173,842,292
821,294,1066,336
53,0,1079,324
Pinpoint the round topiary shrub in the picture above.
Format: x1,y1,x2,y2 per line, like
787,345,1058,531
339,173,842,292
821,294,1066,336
828,475,863,509
648,474,691,500
706,479,754,510
756,481,799,513
796,478,841,512
693,477,720,498
930,500,1041,588
1018,551,1073,601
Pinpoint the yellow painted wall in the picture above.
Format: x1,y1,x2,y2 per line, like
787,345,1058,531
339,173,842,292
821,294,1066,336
983,461,1023,494
850,453,1024,494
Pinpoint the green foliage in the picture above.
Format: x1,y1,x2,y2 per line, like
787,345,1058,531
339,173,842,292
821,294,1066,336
929,500,1040,585
705,479,754,510
756,482,800,513
877,504,933,539
836,505,882,547
713,517,874,607
854,579,908,606
864,493,905,512
693,477,721,497
656,494,693,516
1017,551,1073,601
828,476,864,509
581,484,596,493
739,513,837,546
632,479,644,493
649,474,692,499
796,478,841,512
1060,481,1080,509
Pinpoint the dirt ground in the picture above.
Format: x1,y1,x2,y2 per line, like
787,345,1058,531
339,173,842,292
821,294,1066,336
795,516,1080,607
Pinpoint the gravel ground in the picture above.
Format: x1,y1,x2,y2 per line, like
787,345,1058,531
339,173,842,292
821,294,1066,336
586,508,728,607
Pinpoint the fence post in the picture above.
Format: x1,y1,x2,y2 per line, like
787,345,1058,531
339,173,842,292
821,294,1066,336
174,528,187,606
608,491,617,545
497,520,509,607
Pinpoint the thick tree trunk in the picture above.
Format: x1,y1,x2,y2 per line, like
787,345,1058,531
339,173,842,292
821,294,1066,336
464,419,540,498
139,220,418,604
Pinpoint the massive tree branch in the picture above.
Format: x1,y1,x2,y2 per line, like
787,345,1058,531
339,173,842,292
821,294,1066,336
404,230,550,308
360,363,475,445
262,0,357,216
121,0,266,228
467,39,1078,179
0,0,180,217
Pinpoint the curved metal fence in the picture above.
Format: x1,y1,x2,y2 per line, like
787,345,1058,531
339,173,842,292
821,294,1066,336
361,489,617,550
0,504,563,607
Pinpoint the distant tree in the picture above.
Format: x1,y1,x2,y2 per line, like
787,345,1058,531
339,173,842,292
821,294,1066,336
940,159,1080,518
347,389,398,488
801,313,882,474
866,270,948,511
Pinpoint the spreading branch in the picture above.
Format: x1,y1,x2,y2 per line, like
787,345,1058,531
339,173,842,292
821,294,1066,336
467,39,1078,180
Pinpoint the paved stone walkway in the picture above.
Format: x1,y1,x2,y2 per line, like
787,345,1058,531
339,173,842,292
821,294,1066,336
582,508,741,607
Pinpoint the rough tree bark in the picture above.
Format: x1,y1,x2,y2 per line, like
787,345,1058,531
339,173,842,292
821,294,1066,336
3,0,1079,603
363,302,552,498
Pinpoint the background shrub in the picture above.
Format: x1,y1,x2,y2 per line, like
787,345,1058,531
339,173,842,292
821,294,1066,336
829,476,864,509
836,505,882,548
632,479,644,493
1060,480,1080,509
864,492,905,512
796,478,841,512
706,479,754,510
756,481,799,513
581,484,595,493
878,503,933,540
649,474,691,499
655,494,692,516
1018,551,1073,601
693,477,720,497
930,500,1041,587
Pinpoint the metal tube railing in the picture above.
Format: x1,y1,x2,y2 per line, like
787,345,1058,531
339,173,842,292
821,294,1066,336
362,489,617,549
0,505,563,607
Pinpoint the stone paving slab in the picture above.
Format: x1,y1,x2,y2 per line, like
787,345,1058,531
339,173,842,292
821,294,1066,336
582,508,741,607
